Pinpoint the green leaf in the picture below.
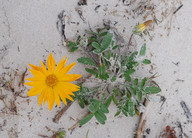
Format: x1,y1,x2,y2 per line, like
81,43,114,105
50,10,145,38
98,65,109,80
112,95,118,105
98,110,107,120
100,33,113,52
133,78,138,87
100,105,109,113
139,43,146,56
88,99,99,113
67,41,76,47
69,47,78,52
112,45,119,50
56,131,66,138
78,98,85,108
114,111,121,117
126,69,135,75
94,111,105,124
105,96,112,108
92,42,101,49
129,86,136,96
140,77,147,89
128,100,135,117
142,59,151,64
111,76,116,82
145,86,161,94
79,113,94,126
124,71,132,82
99,32,108,37
129,52,138,61
77,57,97,67
138,90,142,101
85,68,98,77
122,110,128,117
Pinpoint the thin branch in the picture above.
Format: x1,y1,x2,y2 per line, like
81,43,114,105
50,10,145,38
53,102,73,123
128,33,134,48
136,99,150,138
68,111,91,131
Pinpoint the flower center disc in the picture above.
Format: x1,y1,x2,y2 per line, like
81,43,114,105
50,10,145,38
46,74,58,87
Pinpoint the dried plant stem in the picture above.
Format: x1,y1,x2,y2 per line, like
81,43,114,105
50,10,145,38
68,111,91,131
53,102,73,123
136,99,150,138
128,33,134,48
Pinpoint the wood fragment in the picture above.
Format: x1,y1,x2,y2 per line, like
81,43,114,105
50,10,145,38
78,0,87,6
57,10,67,41
180,101,192,121
127,33,133,48
75,8,86,23
177,121,186,138
68,111,91,131
136,99,150,138
95,5,101,13
19,67,27,87
38,134,49,138
173,4,183,14
53,102,73,123
0,95,6,100
172,61,180,66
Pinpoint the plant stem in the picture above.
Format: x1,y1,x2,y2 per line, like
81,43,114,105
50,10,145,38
53,102,73,123
68,111,91,130
128,33,134,48
136,99,150,138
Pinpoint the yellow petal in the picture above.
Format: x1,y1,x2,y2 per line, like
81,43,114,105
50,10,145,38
65,94,74,101
58,74,82,82
40,60,48,75
29,69,46,79
24,81,45,86
63,57,68,67
43,87,50,105
57,82,80,92
47,88,55,110
54,56,66,73
26,77,43,81
55,62,76,76
38,90,45,106
58,89,67,105
69,92,75,96
47,53,55,73
27,86,43,96
29,64,42,72
53,87,61,107
137,20,152,32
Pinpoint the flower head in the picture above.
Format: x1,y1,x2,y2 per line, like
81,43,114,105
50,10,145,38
134,20,152,33
25,53,82,110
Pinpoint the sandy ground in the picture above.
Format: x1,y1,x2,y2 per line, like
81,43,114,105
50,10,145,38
0,0,192,137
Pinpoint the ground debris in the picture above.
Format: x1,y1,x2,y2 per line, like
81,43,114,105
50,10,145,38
19,67,27,87
57,10,68,42
78,0,87,6
180,101,192,121
53,102,73,123
94,5,101,13
173,4,183,14
39,127,65,138
75,8,86,23
161,125,177,138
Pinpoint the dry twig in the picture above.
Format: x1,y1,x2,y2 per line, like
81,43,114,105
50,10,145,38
19,67,27,87
136,99,150,138
53,102,73,123
68,111,91,131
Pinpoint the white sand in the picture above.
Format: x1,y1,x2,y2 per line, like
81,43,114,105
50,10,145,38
0,0,192,137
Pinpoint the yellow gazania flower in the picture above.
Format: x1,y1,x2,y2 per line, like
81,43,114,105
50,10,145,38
136,20,152,33
25,53,82,110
